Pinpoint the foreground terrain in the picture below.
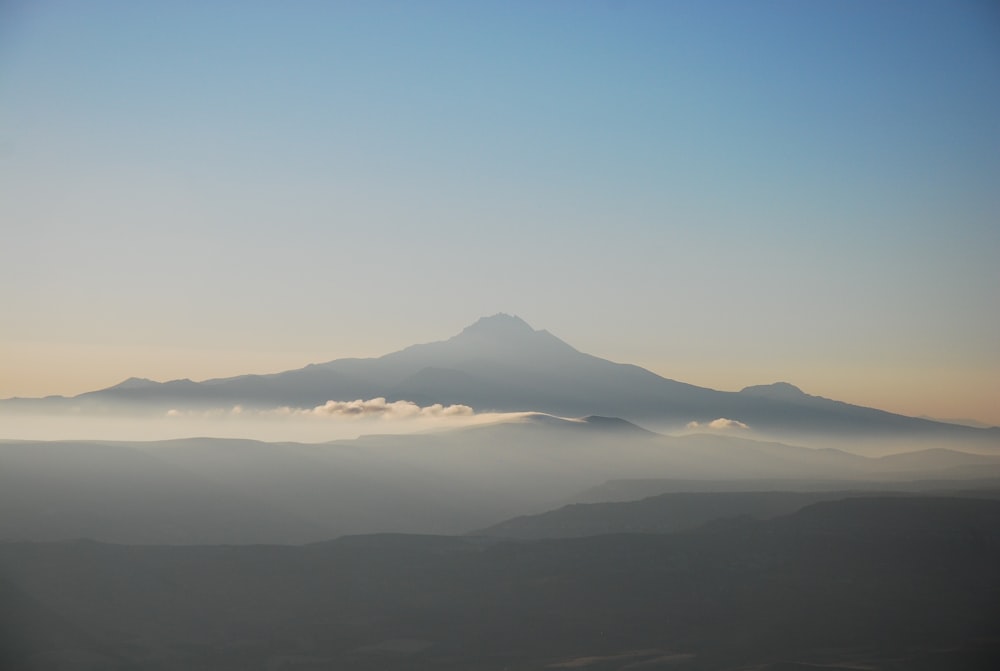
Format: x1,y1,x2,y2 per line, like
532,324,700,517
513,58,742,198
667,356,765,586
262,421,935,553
2,496,998,670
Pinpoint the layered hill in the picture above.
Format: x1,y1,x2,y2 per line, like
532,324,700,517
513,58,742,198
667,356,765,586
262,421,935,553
2,497,999,670
475,487,1000,539
4,415,1000,545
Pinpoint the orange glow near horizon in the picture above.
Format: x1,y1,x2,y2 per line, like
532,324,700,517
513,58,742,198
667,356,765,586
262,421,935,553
3,340,997,427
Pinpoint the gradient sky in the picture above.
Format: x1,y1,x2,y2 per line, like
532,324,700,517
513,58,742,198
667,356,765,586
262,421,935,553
2,1,999,425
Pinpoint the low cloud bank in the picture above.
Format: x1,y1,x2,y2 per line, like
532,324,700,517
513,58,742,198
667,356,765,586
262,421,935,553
686,418,750,431
167,398,476,421
150,398,528,440
302,398,473,419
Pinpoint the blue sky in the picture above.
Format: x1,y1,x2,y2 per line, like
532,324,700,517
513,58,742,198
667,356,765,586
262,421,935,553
2,1,998,423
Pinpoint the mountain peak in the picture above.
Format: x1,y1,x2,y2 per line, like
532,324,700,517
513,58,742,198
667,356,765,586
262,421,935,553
459,313,535,338
378,313,578,371
106,377,158,391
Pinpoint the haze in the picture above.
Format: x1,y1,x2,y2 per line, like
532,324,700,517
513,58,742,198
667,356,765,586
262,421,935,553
2,1,999,426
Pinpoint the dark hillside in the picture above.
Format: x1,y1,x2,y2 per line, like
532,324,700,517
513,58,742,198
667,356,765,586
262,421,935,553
1,497,998,670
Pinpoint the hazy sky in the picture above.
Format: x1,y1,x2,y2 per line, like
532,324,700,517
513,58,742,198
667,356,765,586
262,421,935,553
2,1,998,425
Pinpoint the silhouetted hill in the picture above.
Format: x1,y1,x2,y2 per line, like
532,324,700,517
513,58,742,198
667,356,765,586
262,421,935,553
4,314,996,444
472,490,908,539
580,415,658,435
1,497,998,670
766,495,1000,540
572,476,1000,503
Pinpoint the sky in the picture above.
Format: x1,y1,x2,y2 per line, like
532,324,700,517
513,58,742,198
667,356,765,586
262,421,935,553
1,1,999,426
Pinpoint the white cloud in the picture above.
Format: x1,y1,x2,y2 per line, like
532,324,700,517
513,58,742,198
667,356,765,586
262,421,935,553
686,417,750,431
166,398,476,422
305,397,474,419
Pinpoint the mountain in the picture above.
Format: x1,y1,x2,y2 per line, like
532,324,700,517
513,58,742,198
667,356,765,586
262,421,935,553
4,313,998,443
